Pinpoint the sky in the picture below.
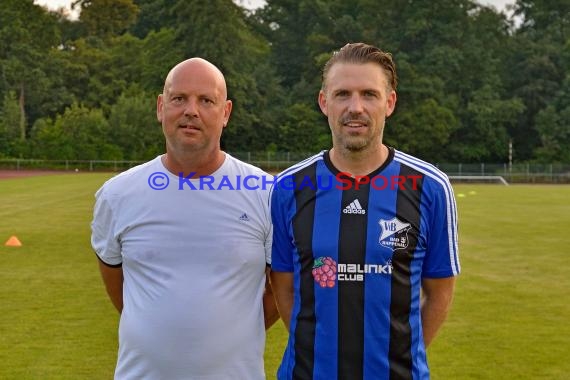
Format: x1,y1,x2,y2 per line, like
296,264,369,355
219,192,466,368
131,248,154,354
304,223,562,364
35,0,516,16
236,0,516,11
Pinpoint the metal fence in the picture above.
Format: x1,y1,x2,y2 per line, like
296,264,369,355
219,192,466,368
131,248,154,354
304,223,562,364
1,155,569,183
437,163,570,183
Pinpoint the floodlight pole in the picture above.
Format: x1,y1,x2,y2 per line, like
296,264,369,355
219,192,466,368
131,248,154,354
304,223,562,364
509,139,513,173
508,139,513,175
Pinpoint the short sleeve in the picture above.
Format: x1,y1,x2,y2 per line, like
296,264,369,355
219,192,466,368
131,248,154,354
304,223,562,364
265,223,273,266
91,187,122,266
262,187,273,266
422,180,460,278
270,182,295,272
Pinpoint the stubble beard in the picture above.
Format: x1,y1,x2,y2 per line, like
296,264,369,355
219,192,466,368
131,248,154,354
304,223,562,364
343,136,369,152
335,124,384,153
335,113,377,152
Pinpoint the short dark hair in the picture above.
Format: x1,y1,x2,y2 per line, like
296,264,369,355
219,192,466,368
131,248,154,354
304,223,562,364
322,42,398,91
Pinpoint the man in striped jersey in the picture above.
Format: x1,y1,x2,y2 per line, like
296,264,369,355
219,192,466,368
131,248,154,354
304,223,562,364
270,43,460,380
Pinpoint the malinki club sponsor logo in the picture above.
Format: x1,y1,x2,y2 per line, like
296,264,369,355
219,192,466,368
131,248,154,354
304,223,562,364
311,218,412,287
312,256,393,287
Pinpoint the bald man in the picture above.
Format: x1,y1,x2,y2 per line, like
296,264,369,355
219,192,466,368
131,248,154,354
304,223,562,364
91,58,278,379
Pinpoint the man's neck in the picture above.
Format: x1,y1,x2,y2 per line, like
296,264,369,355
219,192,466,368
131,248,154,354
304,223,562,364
162,149,226,178
329,144,388,176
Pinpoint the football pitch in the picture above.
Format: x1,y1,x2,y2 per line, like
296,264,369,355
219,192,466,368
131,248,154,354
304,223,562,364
1,173,568,379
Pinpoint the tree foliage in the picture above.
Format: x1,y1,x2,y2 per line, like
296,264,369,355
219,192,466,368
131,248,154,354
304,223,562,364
0,0,567,163
73,0,139,39
0,91,23,157
107,86,163,160
31,103,121,160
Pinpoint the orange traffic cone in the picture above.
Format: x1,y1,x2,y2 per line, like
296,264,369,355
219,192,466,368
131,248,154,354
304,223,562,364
5,236,22,247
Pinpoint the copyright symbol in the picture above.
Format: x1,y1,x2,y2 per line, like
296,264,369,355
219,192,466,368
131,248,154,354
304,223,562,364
148,172,169,190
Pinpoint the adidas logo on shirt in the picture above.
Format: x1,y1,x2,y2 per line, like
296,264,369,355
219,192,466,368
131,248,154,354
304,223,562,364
239,213,250,221
343,199,366,215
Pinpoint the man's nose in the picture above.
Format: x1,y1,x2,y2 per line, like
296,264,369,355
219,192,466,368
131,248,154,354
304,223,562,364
184,98,199,117
347,94,364,114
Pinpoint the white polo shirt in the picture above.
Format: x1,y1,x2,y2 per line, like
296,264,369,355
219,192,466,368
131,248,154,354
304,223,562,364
91,154,272,380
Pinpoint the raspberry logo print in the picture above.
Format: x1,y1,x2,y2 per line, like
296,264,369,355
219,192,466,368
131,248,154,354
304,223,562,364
312,256,337,288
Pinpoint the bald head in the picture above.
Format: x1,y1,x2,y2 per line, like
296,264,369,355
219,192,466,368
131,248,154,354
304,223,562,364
156,57,233,160
163,58,228,100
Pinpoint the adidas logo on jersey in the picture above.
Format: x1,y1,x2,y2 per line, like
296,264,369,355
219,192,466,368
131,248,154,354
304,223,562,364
343,199,366,215
239,213,250,221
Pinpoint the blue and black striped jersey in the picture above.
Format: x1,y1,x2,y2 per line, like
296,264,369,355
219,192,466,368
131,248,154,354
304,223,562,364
271,148,460,380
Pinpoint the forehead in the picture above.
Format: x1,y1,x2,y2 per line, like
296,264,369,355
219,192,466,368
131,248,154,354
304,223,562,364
325,62,389,92
166,64,224,97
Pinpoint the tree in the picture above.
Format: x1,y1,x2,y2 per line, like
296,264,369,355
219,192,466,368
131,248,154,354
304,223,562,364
513,0,569,43
277,103,329,152
108,86,163,160
254,0,331,89
386,98,459,162
0,91,23,157
534,105,570,163
534,72,570,163
129,0,178,38
73,0,139,39
31,103,121,160
0,0,60,144
138,28,184,93
504,0,569,161
65,33,145,111
170,0,281,151
0,0,568,163
452,86,524,162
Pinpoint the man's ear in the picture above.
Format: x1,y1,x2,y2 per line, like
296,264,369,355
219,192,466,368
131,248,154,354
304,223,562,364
223,99,233,128
385,90,397,118
156,94,164,122
318,90,328,116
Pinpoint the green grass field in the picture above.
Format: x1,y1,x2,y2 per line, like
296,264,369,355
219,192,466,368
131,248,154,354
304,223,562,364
1,174,569,379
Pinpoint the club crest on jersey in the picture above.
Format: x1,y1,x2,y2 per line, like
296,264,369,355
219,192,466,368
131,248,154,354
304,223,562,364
379,217,411,250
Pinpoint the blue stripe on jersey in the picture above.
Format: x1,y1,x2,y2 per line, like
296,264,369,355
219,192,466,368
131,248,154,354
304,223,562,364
394,151,460,275
312,160,341,378
363,162,400,379
291,164,319,379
